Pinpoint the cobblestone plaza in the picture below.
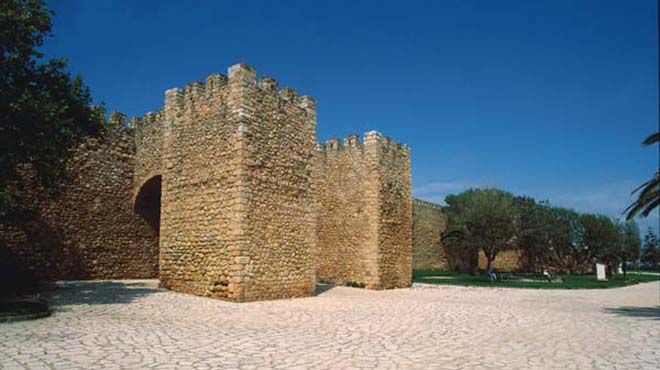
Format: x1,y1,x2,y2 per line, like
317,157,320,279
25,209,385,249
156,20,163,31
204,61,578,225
2,281,658,370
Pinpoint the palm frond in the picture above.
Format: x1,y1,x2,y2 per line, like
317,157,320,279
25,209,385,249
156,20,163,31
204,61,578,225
626,191,660,219
630,172,660,195
641,197,660,217
630,177,653,195
635,174,660,199
626,172,660,220
642,132,660,146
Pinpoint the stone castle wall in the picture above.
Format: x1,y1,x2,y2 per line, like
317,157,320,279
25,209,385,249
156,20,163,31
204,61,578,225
132,110,163,198
315,132,412,289
315,135,381,287
412,198,447,270
411,199,523,272
375,136,413,288
0,119,159,280
478,249,522,272
2,63,414,301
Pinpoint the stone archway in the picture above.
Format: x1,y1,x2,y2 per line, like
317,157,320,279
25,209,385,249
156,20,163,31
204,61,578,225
134,175,162,237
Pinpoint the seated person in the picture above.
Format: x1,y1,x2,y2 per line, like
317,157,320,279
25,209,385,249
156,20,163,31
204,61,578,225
487,268,497,282
542,269,552,282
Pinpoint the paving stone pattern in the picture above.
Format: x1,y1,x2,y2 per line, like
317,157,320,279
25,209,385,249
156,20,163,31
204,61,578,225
1,280,658,369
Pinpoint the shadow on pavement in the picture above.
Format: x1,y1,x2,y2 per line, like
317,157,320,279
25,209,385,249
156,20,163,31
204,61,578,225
602,306,660,320
47,281,160,307
48,281,335,307
314,283,334,296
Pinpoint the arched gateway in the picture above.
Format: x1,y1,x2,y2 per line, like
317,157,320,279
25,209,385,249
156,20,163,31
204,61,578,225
134,175,162,236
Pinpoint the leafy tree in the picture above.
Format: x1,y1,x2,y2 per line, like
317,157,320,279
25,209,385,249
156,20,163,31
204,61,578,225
514,197,557,272
625,132,659,220
641,228,660,267
444,188,518,272
621,221,641,262
613,220,641,279
0,0,102,219
579,214,621,276
441,228,478,273
544,207,587,274
442,187,646,277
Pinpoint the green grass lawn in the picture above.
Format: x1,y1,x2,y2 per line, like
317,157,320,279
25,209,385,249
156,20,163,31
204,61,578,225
413,269,660,289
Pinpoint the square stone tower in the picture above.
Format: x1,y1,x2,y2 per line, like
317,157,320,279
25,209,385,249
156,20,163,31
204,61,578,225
133,64,318,302
315,132,413,289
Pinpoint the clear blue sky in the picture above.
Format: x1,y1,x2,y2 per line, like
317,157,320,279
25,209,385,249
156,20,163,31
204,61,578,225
44,0,659,233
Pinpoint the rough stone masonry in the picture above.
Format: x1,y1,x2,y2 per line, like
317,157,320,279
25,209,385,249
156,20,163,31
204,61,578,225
1,63,420,302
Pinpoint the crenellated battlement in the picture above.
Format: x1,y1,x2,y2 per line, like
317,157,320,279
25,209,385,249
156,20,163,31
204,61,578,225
104,111,135,137
371,131,411,156
130,63,318,127
130,110,165,132
343,134,360,148
317,135,362,152
264,82,316,115
316,131,410,158
160,74,229,116
108,111,127,127
413,197,443,210
206,73,228,92
125,63,319,182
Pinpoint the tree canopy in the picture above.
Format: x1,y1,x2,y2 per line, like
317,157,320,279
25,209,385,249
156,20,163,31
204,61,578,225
641,228,659,266
442,188,642,275
0,0,102,219
444,188,518,271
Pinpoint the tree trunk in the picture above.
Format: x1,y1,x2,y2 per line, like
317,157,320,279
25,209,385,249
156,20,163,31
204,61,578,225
484,246,496,272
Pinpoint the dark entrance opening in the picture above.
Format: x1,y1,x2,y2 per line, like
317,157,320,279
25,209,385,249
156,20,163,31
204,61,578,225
134,175,162,236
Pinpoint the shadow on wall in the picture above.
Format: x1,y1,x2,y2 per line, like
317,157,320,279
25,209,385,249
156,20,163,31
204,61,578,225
602,306,660,320
133,175,162,236
0,247,40,298
1,211,91,287
47,281,160,308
